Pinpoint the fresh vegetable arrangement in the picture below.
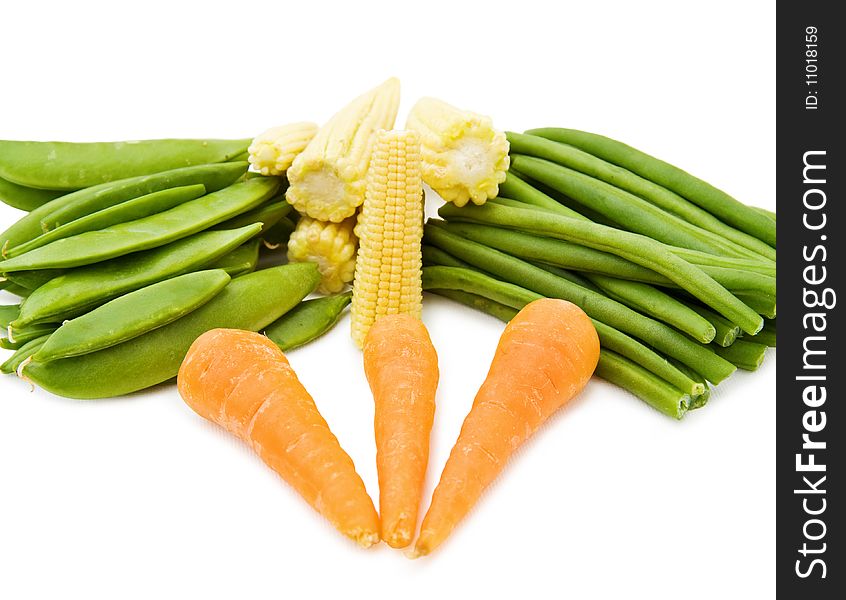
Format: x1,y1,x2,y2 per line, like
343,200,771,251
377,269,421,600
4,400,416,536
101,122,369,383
0,77,775,555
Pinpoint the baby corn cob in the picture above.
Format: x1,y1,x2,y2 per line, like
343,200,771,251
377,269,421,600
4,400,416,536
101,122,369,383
350,130,424,348
287,216,358,294
406,97,509,207
248,122,319,176
286,78,401,223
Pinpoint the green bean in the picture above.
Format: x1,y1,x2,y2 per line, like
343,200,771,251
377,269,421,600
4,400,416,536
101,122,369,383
440,219,775,299
679,301,740,347
11,224,261,329
421,230,736,383
529,261,601,292
508,133,777,261
6,184,207,258
426,288,521,323
595,350,690,419
752,206,776,221
21,263,320,399
736,293,776,319
0,304,20,328
33,269,231,363
1,334,50,375
422,265,704,397
0,176,64,211
745,319,776,347
713,339,768,371
668,359,710,410
438,201,763,335
498,172,587,219
0,162,248,253
526,128,777,247
511,155,765,261
0,177,279,272
209,239,260,277
213,196,292,235
586,274,716,343
486,197,775,275
422,244,475,270
0,138,250,191
265,292,352,351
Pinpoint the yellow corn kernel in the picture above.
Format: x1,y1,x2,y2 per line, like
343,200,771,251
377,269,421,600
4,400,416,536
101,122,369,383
248,122,319,176
350,130,424,348
286,78,401,223
287,216,358,294
406,97,509,207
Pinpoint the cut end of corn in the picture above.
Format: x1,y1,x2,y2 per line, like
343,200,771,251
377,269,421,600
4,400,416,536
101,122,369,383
248,122,319,176
287,216,358,294
287,78,401,222
406,97,510,207
350,129,424,348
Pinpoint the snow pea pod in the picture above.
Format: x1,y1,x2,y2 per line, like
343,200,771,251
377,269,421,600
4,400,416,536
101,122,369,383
21,263,321,399
264,292,352,351
213,196,292,234
2,269,64,291
0,177,64,211
33,269,231,362
11,224,261,329
3,322,57,347
209,239,260,277
0,177,279,272
1,334,49,374
0,162,248,253
0,304,20,328
7,184,207,258
0,138,250,191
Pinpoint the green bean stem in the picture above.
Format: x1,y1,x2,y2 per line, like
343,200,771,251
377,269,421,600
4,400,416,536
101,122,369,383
507,133,776,261
526,128,776,247
679,301,741,347
668,359,711,410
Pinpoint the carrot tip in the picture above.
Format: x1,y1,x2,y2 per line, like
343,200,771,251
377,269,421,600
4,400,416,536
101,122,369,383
348,529,381,549
383,528,412,549
406,546,429,560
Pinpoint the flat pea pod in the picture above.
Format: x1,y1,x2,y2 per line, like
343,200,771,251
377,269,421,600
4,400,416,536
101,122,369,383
0,138,250,191
1,333,50,374
0,304,20,328
3,322,57,348
21,263,321,399
0,177,279,272
1,282,30,298
2,269,65,291
213,196,292,235
0,177,65,211
33,269,231,362
12,224,261,329
6,184,207,258
261,216,297,249
0,162,248,253
264,292,352,351
209,239,260,277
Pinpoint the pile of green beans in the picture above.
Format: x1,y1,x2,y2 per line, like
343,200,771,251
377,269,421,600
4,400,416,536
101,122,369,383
0,139,343,399
425,129,775,419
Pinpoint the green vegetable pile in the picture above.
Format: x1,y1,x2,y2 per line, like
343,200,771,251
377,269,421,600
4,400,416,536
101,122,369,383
0,139,347,398
422,128,776,419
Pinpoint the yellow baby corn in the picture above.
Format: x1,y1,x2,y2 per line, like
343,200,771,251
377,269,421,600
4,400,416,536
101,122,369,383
287,216,358,294
248,122,319,176
350,130,424,348
406,97,509,207
286,78,401,223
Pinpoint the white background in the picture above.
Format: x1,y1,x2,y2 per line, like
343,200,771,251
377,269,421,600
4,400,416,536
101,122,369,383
0,1,775,598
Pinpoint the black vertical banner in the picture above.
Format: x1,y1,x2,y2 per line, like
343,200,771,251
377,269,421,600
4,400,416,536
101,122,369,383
777,3,842,597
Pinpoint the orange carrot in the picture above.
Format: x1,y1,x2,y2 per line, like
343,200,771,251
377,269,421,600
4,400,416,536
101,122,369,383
413,298,600,557
177,328,380,547
363,314,439,548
